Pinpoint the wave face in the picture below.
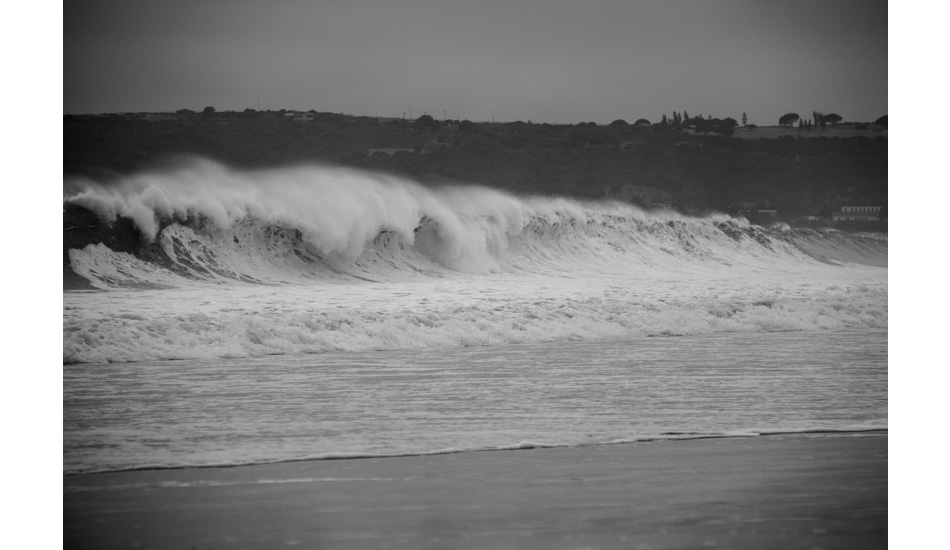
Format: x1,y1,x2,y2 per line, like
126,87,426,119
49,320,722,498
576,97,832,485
63,159,887,363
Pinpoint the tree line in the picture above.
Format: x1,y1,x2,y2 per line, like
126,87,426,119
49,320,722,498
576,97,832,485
177,106,886,134
778,112,887,129
652,111,740,136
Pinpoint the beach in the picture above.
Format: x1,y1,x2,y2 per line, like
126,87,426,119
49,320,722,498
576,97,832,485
64,432,886,549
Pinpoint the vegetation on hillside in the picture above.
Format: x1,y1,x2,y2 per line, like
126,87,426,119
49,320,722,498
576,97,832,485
64,110,887,225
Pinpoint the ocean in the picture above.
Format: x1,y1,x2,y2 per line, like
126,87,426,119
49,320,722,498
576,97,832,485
63,160,887,475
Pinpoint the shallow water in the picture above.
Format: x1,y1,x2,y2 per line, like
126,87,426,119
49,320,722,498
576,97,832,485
63,329,886,474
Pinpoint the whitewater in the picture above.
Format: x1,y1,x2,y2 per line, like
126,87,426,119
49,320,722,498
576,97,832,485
63,159,886,364
63,159,886,474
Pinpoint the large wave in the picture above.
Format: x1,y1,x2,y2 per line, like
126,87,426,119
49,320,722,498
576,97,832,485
63,159,887,363
64,159,884,287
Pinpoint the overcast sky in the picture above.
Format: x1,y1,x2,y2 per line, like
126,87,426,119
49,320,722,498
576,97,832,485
64,0,886,125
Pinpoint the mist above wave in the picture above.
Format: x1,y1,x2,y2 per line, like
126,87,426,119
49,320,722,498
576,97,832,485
66,159,561,273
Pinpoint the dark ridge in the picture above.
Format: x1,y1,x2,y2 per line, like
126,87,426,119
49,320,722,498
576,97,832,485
63,115,887,224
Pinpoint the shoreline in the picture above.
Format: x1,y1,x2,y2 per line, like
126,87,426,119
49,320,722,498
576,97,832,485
64,428,888,477
65,432,887,549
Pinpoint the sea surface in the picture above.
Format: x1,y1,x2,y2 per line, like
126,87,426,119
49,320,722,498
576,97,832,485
63,160,888,475
64,330,886,474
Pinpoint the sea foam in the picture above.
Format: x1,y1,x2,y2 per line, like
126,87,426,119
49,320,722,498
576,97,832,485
63,159,887,364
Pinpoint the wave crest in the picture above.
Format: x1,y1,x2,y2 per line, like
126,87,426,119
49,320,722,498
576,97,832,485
64,159,885,288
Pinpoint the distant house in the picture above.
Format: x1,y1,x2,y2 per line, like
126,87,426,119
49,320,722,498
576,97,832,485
140,112,181,122
285,111,313,123
832,206,883,221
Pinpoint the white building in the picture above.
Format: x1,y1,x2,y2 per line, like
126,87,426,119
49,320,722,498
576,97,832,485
832,206,883,221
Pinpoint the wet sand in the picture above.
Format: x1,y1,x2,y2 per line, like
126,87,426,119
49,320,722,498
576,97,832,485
64,432,886,549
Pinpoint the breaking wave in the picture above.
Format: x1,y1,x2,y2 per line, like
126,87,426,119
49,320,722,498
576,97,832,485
63,159,887,363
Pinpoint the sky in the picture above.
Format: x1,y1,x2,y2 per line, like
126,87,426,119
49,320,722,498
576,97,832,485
64,0,887,125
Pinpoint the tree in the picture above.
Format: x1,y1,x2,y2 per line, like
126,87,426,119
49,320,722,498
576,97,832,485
712,120,735,136
741,112,748,126
202,106,216,116
823,113,842,125
609,119,628,127
634,118,652,126
874,115,888,127
415,114,438,130
779,113,800,126
695,117,737,137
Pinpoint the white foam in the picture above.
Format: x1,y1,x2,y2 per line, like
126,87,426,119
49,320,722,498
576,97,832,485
63,269,887,363
63,160,887,364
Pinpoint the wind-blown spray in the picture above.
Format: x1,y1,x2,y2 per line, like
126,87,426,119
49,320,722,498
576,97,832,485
63,159,887,363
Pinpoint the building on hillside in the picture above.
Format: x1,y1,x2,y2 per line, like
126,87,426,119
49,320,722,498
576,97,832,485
286,112,313,123
832,206,883,221
140,112,182,121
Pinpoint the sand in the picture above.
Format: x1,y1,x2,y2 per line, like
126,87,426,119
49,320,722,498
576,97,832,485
64,432,886,549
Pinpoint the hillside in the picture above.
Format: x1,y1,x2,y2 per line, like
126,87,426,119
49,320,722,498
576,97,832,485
64,112,887,222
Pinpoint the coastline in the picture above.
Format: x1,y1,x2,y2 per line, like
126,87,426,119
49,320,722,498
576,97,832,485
64,432,887,549
64,427,887,477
